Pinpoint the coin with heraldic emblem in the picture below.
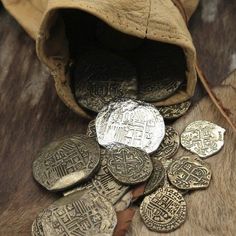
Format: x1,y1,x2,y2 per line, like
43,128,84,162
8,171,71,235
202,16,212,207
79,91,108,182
158,100,191,120
107,146,153,185
33,134,100,191
86,119,96,138
144,159,165,195
151,126,179,161
181,120,225,158
73,50,137,112
168,155,212,190
41,190,117,236
140,186,187,232
96,99,165,153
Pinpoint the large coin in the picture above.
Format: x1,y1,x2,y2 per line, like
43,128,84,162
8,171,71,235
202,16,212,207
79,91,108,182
73,50,137,112
168,155,212,190
107,146,153,185
140,186,187,232
86,119,96,138
96,99,165,153
151,126,179,161
41,190,117,236
157,100,191,120
181,120,225,158
63,148,129,204
33,134,100,191
144,159,165,195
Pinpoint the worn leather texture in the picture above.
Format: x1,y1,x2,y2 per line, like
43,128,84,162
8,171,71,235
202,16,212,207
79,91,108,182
2,0,199,119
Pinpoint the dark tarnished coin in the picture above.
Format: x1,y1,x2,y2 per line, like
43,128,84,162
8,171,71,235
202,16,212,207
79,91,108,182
144,159,165,195
41,190,117,236
140,186,187,232
86,119,97,138
33,134,100,191
157,100,191,120
168,155,212,190
96,99,165,153
181,120,225,158
107,146,153,185
151,126,179,161
73,50,137,112
32,210,46,236
64,148,129,204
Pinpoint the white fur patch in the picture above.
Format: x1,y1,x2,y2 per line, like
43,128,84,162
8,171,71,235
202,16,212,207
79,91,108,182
201,0,220,23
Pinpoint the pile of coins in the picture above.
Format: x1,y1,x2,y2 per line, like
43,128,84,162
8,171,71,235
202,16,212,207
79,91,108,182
32,98,225,235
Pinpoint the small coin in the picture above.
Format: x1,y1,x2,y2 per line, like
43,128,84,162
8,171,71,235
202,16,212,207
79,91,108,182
181,120,226,158
96,21,143,51
168,155,212,190
151,126,179,161
73,50,137,112
64,148,129,204
96,99,165,153
107,146,153,185
86,119,97,138
32,210,46,236
140,186,187,232
144,159,165,195
33,134,100,191
41,190,117,236
157,100,191,120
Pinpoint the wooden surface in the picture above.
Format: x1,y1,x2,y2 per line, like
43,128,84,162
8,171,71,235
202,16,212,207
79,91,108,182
0,1,236,235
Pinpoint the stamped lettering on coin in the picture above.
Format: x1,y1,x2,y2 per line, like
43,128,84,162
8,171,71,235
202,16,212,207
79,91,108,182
168,155,212,190
96,99,165,153
140,187,187,232
181,120,225,158
33,135,100,191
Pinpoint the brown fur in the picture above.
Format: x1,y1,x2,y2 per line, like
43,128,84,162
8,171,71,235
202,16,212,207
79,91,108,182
0,1,236,235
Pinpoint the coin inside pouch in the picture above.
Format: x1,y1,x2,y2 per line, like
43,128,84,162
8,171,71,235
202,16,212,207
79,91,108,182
53,10,188,114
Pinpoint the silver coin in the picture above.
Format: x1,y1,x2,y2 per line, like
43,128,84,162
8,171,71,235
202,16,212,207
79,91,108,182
96,99,165,153
33,134,100,191
73,49,137,112
41,190,117,236
181,120,226,158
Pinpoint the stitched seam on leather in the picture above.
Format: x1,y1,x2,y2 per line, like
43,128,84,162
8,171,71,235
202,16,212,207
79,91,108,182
145,0,152,36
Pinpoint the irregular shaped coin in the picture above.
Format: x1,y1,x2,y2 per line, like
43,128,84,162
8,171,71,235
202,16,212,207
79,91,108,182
140,186,187,232
144,159,165,195
181,120,226,158
41,190,117,236
157,100,191,120
151,126,179,161
168,155,212,190
96,99,165,153
33,134,100,191
86,119,97,138
73,50,137,112
107,146,153,185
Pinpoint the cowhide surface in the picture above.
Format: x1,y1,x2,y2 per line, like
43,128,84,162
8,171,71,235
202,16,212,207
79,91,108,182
0,0,235,235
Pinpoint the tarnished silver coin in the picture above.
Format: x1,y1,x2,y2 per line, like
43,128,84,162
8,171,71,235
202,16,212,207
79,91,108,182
96,99,165,153
107,146,153,185
41,190,117,236
157,100,191,120
144,159,165,195
140,186,187,232
151,126,179,161
73,50,137,112
86,119,96,138
64,148,129,204
181,120,226,158
32,210,46,236
33,134,100,191
168,155,212,190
